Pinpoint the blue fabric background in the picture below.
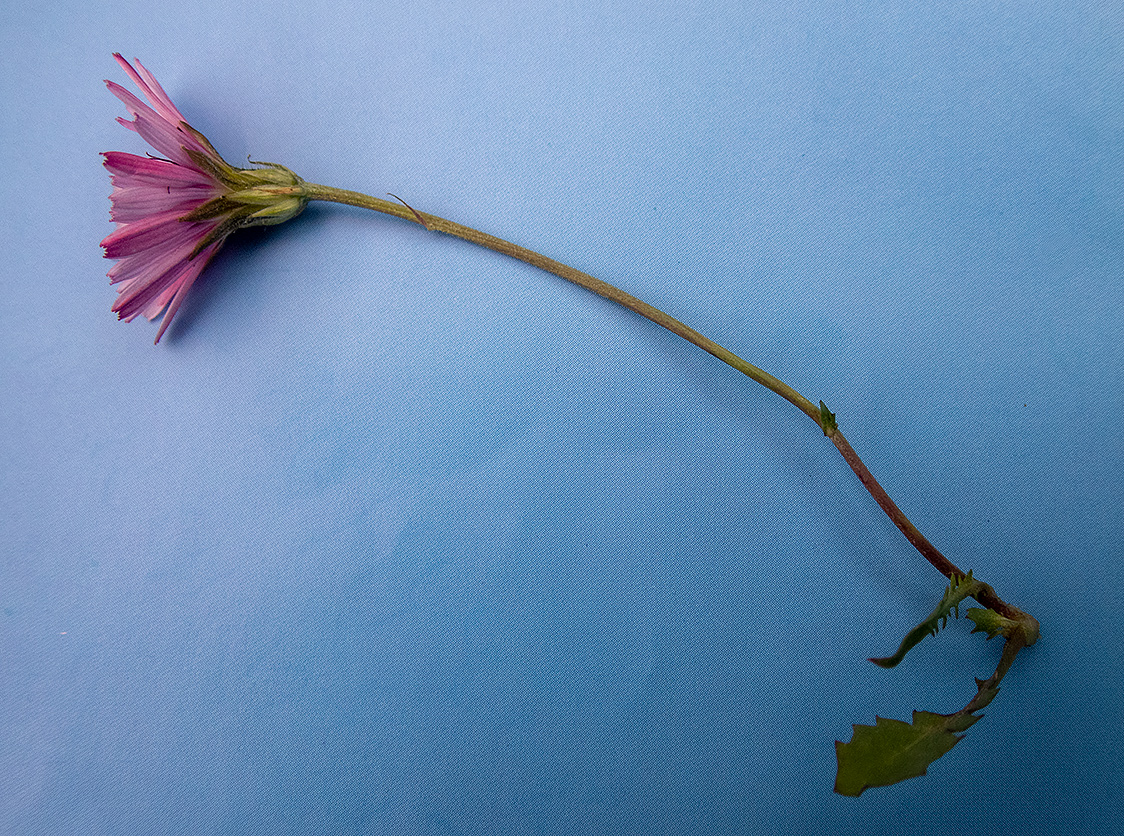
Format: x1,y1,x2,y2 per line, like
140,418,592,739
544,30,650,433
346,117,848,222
2,1,1121,833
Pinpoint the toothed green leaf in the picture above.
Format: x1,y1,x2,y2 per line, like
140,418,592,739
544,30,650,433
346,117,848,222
869,571,983,668
834,709,981,796
966,607,1018,640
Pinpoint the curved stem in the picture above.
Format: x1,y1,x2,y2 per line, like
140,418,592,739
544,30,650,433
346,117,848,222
827,433,1029,622
303,181,1024,620
829,431,963,580
304,184,820,423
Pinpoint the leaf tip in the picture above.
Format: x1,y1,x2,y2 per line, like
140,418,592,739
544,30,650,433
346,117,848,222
818,400,837,437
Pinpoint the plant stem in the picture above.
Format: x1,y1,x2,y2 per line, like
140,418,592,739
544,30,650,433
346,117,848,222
305,184,819,422
303,181,1026,621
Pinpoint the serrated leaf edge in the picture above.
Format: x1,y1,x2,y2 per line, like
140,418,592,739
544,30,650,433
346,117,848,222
834,709,978,796
869,571,984,668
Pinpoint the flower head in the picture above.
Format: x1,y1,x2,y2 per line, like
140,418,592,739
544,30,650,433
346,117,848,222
102,54,307,342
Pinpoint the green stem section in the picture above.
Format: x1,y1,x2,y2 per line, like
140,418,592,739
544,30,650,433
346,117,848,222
304,184,819,423
302,181,1027,623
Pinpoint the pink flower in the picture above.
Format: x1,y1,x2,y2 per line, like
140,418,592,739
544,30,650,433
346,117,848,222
102,54,307,342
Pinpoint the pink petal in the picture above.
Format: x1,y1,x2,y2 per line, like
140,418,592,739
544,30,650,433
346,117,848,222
102,151,215,186
101,207,208,258
105,87,187,165
111,239,222,345
111,234,211,315
108,186,211,223
106,217,217,281
105,81,211,165
113,54,187,125
153,248,220,343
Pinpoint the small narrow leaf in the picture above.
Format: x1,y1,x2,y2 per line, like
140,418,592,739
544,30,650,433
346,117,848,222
970,676,1001,712
818,400,837,436
966,607,1017,640
869,571,982,668
834,709,981,796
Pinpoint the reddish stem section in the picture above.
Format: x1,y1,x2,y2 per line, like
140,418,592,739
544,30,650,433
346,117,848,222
830,430,1026,622
829,431,963,580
